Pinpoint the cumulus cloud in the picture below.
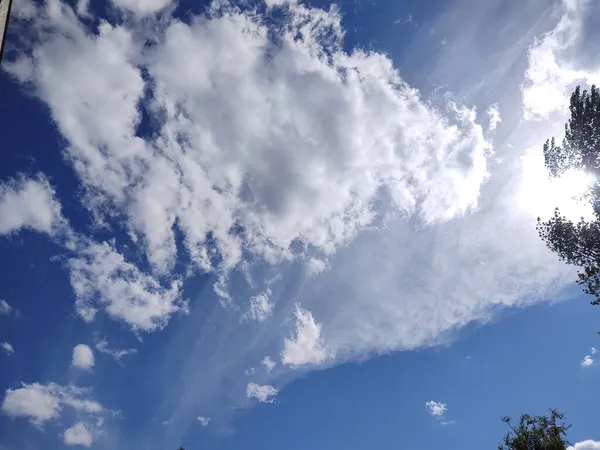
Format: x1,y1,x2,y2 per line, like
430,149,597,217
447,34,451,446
1,383,102,426
72,344,94,370
6,0,491,298
522,0,600,119
63,422,94,447
282,305,332,367
568,441,600,450
0,176,63,236
246,383,278,403
0,299,12,315
95,338,137,361
425,400,447,418
4,0,593,429
1,342,14,355
68,240,187,332
197,416,210,426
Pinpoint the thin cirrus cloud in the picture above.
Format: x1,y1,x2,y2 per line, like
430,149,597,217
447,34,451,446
0,0,597,441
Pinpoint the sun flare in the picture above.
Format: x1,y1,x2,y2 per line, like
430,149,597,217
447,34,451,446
518,148,596,221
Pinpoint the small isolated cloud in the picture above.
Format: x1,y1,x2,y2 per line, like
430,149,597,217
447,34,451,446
1,342,14,355
487,103,502,133
72,345,94,371
568,441,600,450
63,422,94,447
95,338,136,362
282,305,332,367
197,416,210,426
244,291,273,322
581,347,597,367
262,356,276,373
425,400,447,418
0,299,12,315
1,382,102,426
0,176,63,236
394,13,414,25
246,382,278,403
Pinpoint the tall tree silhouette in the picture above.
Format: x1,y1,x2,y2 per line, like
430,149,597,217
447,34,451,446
537,85,600,304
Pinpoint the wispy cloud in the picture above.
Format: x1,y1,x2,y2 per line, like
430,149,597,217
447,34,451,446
0,300,12,315
95,338,137,362
0,342,14,356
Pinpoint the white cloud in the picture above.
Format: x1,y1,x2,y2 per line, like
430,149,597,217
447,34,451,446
522,0,600,120
426,400,447,417
282,305,332,367
95,338,137,361
1,383,102,426
6,0,491,299
581,355,594,367
0,176,62,236
5,0,595,425
244,291,273,322
63,422,94,447
262,356,276,372
581,347,597,367
0,299,12,315
306,258,328,277
264,0,296,7
197,416,210,426
68,240,187,332
72,344,94,370
246,383,278,403
1,342,14,355
568,441,600,450
110,0,171,16
487,103,501,133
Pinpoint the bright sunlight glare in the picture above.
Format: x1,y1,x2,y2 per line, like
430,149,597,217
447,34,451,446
518,147,596,221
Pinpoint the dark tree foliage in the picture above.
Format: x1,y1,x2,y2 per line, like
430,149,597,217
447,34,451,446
498,410,571,450
537,85,600,304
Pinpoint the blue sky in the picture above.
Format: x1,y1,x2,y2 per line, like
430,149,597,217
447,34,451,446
1,0,600,448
